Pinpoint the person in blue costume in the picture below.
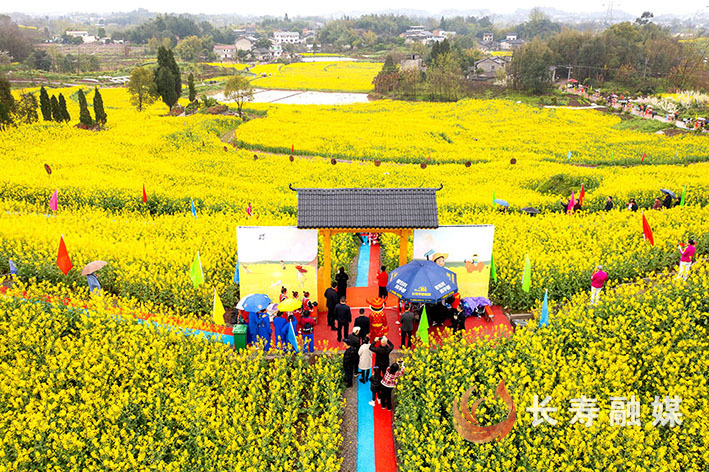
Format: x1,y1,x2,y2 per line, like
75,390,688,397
272,312,288,350
255,309,272,351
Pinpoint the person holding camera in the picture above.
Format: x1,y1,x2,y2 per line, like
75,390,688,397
379,360,405,411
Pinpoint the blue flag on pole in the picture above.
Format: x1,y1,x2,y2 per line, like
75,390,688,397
539,289,549,327
190,198,197,218
8,259,17,275
233,259,239,284
567,150,571,160
674,150,677,160
287,320,300,352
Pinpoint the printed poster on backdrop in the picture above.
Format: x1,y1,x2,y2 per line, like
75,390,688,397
236,226,318,303
413,225,495,298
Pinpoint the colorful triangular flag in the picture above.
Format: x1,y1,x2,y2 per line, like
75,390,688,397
49,190,58,212
579,184,585,206
567,191,575,214
492,190,496,205
142,184,147,204
189,251,204,287
417,305,430,346
641,152,646,162
233,260,240,284
213,288,225,325
539,289,549,327
8,259,17,275
521,254,531,293
56,235,73,275
190,198,197,218
642,213,654,246
680,186,686,206
287,320,300,352
567,150,571,160
246,203,252,217
490,252,497,283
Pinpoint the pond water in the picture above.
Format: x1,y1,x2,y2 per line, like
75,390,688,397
213,88,371,105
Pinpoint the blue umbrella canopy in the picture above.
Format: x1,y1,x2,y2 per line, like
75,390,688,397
240,293,271,312
493,199,509,207
386,260,458,302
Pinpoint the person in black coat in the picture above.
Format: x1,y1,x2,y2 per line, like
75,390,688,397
335,267,349,299
369,336,394,371
662,193,673,209
604,196,614,212
353,308,370,339
335,297,352,342
343,343,358,388
324,281,339,330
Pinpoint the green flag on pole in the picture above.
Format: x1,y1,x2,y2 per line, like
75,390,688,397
492,190,496,205
417,305,430,346
680,186,686,206
521,254,531,293
490,252,497,283
190,251,204,288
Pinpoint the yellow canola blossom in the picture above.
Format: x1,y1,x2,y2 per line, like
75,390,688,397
395,264,709,471
0,283,344,472
236,99,709,165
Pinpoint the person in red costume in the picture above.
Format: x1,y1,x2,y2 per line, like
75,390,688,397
368,297,388,339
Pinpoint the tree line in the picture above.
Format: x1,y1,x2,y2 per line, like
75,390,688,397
0,80,106,130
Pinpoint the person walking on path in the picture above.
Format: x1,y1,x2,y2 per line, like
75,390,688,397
346,326,362,349
677,239,696,281
400,305,415,349
370,336,394,371
358,336,373,384
368,366,382,406
379,361,405,411
377,266,389,300
335,296,352,342
336,267,349,299
590,265,608,306
324,282,339,331
354,308,370,339
273,312,288,349
451,305,466,333
343,341,359,388
299,310,316,353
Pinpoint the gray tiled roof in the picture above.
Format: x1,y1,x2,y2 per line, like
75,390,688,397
293,187,440,229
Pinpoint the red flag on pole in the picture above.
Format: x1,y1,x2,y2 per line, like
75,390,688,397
641,152,646,162
56,235,73,275
246,203,252,217
579,184,585,206
642,213,654,246
292,144,294,153
142,184,147,204
567,191,575,214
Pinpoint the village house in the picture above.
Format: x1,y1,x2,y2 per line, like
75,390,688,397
473,56,510,80
401,25,433,43
235,36,256,51
273,31,301,44
400,54,425,72
213,44,237,60
66,31,97,43
500,34,524,50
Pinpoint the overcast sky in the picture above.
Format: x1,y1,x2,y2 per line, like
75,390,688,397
6,0,707,17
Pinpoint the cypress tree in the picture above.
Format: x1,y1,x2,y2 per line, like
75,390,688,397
156,67,178,109
0,76,15,114
39,86,52,121
167,48,181,99
77,89,93,126
188,73,196,102
93,87,107,125
58,93,70,122
50,95,62,122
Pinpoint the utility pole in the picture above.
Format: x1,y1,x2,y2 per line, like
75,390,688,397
567,64,572,82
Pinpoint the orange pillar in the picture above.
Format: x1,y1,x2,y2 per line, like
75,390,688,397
399,229,411,267
318,229,332,316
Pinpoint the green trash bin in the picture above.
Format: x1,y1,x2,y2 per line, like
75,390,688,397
232,324,248,350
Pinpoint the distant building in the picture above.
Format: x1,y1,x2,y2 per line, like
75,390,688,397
274,31,301,44
400,54,425,71
235,37,255,51
402,25,433,43
66,31,96,43
251,48,272,62
500,38,524,50
473,56,510,80
213,44,237,60
482,32,494,42
505,33,518,41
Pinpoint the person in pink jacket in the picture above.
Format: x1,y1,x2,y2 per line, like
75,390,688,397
677,239,696,281
591,265,608,306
